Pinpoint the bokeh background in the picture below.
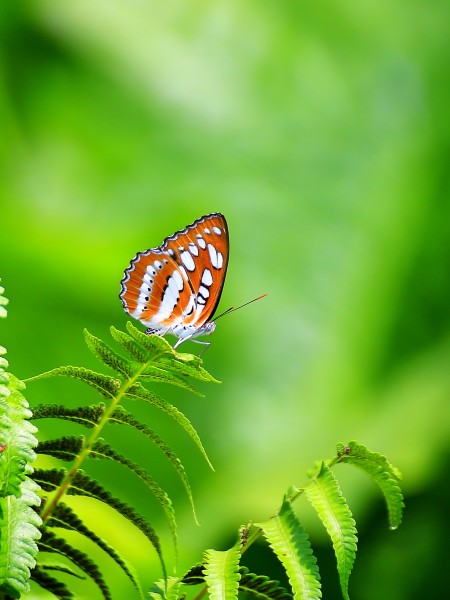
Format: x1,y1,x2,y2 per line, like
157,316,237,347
1,1,450,598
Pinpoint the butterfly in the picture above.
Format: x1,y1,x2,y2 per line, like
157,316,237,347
120,213,230,352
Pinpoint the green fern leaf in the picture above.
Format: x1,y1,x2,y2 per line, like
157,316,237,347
31,566,75,599
37,561,85,578
149,576,181,600
0,478,42,597
107,406,197,521
0,373,38,497
336,441,404,529
256,497,321,600
39,529,111,600
125,323,219,384
26,367,121,399
125,383,213,470
203,542,241,600
33,468,166,578
90,439,177,553
84,329,134,377
138,365,203,395
37,435,85,461
125,322,174,357
0,282,8,319
46,502,143,596
181,563,204,585
239,566,293,599
305,463,356,600
110,327,150,363
31,403,105,428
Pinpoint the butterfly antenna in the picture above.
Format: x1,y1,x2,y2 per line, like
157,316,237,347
213,294,268,322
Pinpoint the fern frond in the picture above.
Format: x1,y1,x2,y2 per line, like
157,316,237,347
46,502,143,596
239,566,293,599
125,382,213,470
31,566,75,599
26,367,121,399
37,436,85,461
305,463,356,600
33,467,166,577
90,439,177,552
108,406,197,519
256,497,321,600
203,542,241,600
37,561,85,578
31,403,105,428
335,441,404,529
84,330,134,378
38,529,111,600
149,576,181,600
0,478,42,597
0,373,38,496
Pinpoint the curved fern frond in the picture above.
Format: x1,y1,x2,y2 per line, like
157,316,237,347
36,561,85,578
33,467,166,578
125,382,213,470
335,441,404,529
239,566,293,599
84,330,134,378
0,478,42,598
108,406,197,520
31,403,106,428
305,463,357,600
38,529,111,600
26,367,121,399
31,566,74,599
46,502,143,596
203,542,241,600
90,439,177,552
0,285,41,599
38,436,85,461
0,372,38,497
256,497,321,600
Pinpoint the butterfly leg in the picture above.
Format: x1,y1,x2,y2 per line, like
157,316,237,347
173,336,211,357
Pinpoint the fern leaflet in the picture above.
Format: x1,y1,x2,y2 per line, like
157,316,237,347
304,462,357,600
256,497,321,600
203,542,241,600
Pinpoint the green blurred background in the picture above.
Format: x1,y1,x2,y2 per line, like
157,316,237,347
1,1,449,598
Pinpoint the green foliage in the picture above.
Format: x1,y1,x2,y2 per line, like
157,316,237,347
304,463,357,600
256,498,321,600
1,281,405,599
0,283,217,599
203,543,241,600
0,282,41,598
179,442,403,600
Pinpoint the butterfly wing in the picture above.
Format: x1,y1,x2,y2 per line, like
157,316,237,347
120,213,229,333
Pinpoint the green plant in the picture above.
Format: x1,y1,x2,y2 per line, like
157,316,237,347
0,281,404,599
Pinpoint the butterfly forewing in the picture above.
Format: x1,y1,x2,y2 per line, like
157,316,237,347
120,213,229,334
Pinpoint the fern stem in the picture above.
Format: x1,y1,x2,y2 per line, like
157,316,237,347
40,363,149,523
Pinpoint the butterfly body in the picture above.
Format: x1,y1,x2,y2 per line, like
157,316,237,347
120,213,228,349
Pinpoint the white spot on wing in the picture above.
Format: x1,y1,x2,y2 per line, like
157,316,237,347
204,228,211,234
181,250,196,271
208,244,219,268
189,242,199,256
197,236,206,250
202,268,213,286
199,285,210,298
172,270,184,291
216,251,223,269
213,226,222,235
